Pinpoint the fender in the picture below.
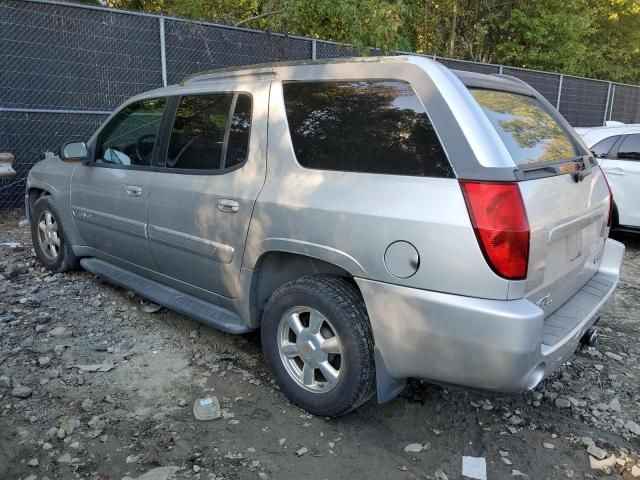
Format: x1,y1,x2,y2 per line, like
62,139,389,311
26,158,80,244
25,179,59,221
249,237,366,276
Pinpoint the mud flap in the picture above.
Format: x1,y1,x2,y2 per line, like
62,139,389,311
374,347,406,403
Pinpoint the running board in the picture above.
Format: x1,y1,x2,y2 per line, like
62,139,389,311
80,257,251,334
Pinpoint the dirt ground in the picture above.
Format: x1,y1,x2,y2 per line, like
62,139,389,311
1,209,639,480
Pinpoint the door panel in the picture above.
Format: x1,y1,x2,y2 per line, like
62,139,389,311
601,134,640,227
70,97,166,269
71,167,157,270
147,82,269,298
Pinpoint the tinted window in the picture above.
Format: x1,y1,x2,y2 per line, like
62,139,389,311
617,134,640,161
591,135,619,158
283,80,454,177
470,89,578,167
167,95,232,170
225,94,252,168
166,93,252,171
95,98,165,167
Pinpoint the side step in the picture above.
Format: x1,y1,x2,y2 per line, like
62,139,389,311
80,257,252,334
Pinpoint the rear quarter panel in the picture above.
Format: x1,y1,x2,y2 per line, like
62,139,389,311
244,74,511,300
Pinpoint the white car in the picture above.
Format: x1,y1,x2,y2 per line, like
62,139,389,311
575,122,640,231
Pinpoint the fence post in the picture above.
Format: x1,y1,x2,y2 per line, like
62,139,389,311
603,82,612,126
311,39,317,60
608,84,616,122
159,16,168,87
556,74,564,110
498,65,503,75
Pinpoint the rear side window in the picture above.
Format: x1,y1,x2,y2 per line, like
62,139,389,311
166,93,252,171
591,135,619,158
617,134,640,161
470,89,579,167
283,80,454,178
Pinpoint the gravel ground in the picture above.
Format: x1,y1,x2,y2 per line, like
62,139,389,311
1,209,639,480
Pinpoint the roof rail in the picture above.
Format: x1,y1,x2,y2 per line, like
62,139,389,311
180,56,413,85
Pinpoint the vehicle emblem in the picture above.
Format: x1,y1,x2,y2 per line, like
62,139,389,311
535,293,553,309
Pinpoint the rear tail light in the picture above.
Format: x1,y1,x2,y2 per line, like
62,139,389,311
600,167,614,227
460,180,530,280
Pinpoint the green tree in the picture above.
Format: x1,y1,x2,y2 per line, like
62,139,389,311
102,0,640,83
583,0,640,83
491,0,591,74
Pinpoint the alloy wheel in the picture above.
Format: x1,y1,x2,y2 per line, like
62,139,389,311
37,210,60,261
277,306,343,393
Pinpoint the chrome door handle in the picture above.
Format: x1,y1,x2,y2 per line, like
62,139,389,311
125,185,143,197
217,198,240,213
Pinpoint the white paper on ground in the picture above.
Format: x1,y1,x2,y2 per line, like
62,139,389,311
462,456,487,480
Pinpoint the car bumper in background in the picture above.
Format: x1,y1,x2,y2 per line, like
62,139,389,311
356,238,625,399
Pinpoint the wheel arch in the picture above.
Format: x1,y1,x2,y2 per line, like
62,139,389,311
26,187,52,220
248,250,362,328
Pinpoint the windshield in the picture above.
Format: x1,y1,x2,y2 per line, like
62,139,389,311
470,88,579,167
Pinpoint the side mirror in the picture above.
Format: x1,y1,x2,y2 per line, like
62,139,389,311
60,142,88,162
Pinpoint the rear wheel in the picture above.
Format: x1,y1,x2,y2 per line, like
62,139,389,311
261,275,376,416
30,196,78,273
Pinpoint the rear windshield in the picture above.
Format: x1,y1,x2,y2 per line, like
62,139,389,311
470,89,579,167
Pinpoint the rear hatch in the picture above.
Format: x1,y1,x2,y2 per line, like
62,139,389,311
470,89,611,340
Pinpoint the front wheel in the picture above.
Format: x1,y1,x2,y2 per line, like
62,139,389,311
261,276,376,416
30,196,78,273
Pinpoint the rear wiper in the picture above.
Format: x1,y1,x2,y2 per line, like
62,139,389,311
515,155,593,182
570,155,593,183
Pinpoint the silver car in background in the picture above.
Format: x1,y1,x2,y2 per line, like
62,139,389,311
26,56,624,416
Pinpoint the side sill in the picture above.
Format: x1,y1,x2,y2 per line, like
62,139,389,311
80,257,252,334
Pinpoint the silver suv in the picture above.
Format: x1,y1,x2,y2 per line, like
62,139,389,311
26,56,624,416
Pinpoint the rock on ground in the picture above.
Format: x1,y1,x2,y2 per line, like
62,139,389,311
11,385,32,398
134,466,180,480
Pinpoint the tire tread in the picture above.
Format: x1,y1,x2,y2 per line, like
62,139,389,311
264,275,376,416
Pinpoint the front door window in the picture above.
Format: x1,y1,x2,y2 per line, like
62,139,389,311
95,98,166,167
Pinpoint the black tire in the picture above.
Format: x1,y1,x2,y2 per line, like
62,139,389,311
30,196,79,273
612,201,619,229
261,275,376,416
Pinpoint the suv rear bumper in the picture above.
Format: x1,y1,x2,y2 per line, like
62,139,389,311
356,238,625,398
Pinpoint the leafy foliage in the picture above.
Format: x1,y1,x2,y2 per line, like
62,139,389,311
102,0,640,83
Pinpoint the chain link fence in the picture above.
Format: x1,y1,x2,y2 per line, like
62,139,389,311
501,67,562,106
1,0,639,210
164,20,312,85
610,84,640,125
